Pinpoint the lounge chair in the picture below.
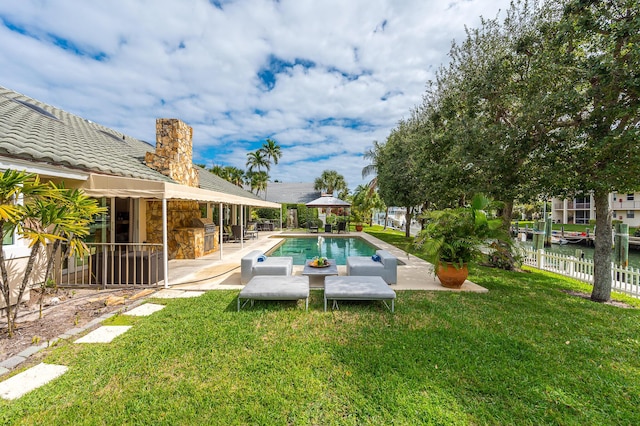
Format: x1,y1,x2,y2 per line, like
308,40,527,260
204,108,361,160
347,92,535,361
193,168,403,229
308,221,319,233
238,275,310,311
241,250,294,284
245,222,258,239
346,249,398,284
223,225,232,242
231,225,250,242
336,221,347,233
324,276,396,312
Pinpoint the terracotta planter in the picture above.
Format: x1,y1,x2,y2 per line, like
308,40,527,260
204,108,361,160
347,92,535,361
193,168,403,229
436,262,469,289
355,224,363,232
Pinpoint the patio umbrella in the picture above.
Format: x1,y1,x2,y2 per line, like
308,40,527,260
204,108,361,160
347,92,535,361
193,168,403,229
305,195,351,208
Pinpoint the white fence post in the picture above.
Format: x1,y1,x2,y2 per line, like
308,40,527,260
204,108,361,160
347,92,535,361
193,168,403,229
522,247,640,298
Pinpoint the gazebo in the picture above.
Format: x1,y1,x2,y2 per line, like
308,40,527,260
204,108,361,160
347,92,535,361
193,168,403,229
306,195,351,232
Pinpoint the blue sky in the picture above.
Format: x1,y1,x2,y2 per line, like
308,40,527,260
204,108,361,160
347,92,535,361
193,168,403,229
0,0,511,190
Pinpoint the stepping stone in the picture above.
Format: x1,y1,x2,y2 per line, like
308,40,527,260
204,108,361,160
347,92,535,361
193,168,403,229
0,363,68,400
126,303,165,316
152,289,204,299
75,326,132,344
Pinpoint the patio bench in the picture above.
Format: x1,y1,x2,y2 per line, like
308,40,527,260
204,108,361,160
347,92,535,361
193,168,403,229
346,249,398,284
324,276,396,312
241,250,293,284
238,276,310,311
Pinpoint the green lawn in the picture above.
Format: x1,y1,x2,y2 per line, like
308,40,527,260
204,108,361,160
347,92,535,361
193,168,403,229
2,227,639,425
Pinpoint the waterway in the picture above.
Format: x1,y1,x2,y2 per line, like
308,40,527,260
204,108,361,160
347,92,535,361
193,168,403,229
518,241,640,269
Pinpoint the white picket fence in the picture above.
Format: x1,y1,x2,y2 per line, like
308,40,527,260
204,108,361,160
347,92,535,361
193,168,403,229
522,248,640,298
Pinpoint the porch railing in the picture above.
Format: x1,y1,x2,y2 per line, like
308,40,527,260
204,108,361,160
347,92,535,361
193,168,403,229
56,243,164,288
522,248,640,298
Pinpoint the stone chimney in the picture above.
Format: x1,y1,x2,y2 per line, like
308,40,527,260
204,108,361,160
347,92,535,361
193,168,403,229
145,118,199,187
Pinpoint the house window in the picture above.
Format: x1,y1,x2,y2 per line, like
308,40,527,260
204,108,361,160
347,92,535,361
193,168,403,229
575,196,590,209
627,194,634,201
628,211,635,219
575,210,590,224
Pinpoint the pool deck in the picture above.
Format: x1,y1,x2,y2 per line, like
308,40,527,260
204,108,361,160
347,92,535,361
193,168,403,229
169,230,487,293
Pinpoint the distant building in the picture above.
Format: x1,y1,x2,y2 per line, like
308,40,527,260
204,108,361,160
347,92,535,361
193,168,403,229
264,182,321,204
551,192,640,227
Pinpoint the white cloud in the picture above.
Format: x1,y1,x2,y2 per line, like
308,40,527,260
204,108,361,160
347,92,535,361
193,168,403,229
0,0,512,190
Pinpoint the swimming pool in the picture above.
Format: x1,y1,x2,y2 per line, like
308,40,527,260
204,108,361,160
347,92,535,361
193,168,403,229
268,236,378,265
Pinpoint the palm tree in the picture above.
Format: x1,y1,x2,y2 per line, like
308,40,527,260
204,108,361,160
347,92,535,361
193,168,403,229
225,166,245,187
246,170,269,196
258,139,281,200
260,138,282,166
362,141,389,228
246,150,269,173
0,171,105,337
208,164,226,178
314,170,348,198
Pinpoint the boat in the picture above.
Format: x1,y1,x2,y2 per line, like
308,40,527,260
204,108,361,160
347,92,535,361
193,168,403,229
551,236,569,245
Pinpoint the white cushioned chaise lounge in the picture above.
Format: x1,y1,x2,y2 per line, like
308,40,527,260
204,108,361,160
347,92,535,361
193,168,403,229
324,276,396,312
238,276,310,311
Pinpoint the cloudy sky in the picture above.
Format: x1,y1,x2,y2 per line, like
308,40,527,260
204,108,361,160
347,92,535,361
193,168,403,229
0,0,511,190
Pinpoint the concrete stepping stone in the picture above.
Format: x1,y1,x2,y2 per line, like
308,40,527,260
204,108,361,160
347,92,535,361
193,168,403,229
126,303,165,316
152,289,204,299
0,363,68,400
74,326,132,344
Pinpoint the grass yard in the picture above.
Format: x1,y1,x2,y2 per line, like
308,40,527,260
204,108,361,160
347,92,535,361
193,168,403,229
1,227,639,424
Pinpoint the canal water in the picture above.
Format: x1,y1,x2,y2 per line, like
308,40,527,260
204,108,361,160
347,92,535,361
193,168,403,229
518,241,640,269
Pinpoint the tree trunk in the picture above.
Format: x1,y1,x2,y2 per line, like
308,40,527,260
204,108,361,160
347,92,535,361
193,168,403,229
11,241,41,325
404,206,413,238
383,207,389,230
591,190,612,302
501,199,514,227
0,222,15,337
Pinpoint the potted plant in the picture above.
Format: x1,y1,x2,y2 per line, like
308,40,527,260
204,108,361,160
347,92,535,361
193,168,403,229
350,209,365,231
414,194,507,288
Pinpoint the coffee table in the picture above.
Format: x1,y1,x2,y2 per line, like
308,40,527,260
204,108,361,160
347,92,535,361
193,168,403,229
302,259,338,283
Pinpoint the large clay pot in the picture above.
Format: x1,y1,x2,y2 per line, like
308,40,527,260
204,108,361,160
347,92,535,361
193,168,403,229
355,224,363,232
436,262,469,289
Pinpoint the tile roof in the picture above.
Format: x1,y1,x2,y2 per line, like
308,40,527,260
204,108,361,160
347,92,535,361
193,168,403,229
0,86,172,182
263,182,321,204
197,166,264,202
0,86,268,204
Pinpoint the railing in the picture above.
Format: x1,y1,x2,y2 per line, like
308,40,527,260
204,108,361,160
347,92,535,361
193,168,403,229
522,248,640,298
56,243,164,288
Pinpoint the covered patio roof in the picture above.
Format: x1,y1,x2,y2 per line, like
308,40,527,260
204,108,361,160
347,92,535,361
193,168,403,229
81,173,281,208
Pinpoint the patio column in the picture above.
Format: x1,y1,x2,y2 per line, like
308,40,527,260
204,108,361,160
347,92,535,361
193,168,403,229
240,204,244,249
219,202,223,260
162,197,169,288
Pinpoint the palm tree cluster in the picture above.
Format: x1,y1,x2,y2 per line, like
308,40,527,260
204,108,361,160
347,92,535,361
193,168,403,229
313,170,349,199
208,138,282,198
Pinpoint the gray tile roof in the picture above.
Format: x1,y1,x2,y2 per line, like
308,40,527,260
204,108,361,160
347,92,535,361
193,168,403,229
0,86,172,182
0,86,266,203
264,182,321,204
197,166,264,202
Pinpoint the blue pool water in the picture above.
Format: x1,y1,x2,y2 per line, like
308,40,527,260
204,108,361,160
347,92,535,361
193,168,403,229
268,236,377,265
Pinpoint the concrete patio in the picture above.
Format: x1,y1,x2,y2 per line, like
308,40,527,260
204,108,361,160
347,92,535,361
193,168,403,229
168,230,488,293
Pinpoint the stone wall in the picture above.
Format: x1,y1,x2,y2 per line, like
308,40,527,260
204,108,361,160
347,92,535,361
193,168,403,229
145,118,199,187
146,200,207,259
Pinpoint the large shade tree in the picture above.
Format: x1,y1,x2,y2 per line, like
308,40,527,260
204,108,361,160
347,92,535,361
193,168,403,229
534,0,640,301
376,120,430,237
